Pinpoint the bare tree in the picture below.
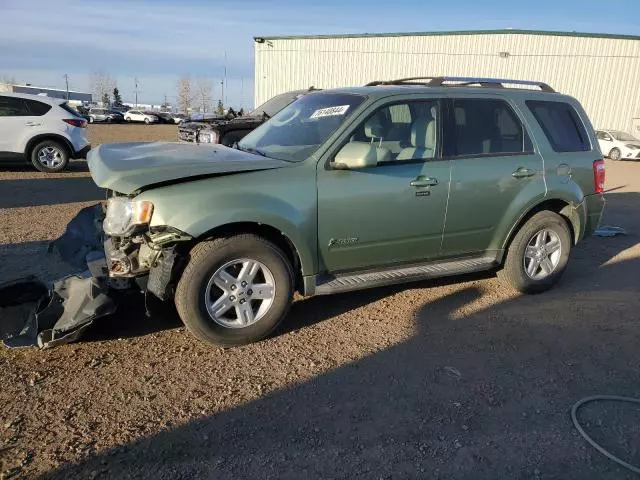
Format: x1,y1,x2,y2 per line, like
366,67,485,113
195,77,213,115
176,76,193,114
90,70,116,106
0,75,16,92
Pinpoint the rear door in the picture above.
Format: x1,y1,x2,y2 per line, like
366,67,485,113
0,96,44,155
440,95,545,258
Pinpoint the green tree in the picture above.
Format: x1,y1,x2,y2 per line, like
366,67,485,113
216,99,224,115
112,87,123,106
101,92,110,106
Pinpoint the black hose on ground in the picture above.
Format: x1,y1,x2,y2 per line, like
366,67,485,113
571,395,640,475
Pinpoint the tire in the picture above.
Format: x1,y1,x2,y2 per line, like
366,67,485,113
125,117,132,123
88,116,94,124
30,140,70,173
144,118,150,124
221,132,242,147
498,211,572,294
609,148,621,161
175,234,294,347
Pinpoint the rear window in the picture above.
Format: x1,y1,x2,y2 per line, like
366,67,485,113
23,99,52,116
59,103,83,117
526,100,590,152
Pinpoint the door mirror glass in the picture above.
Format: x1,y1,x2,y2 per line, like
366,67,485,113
333,142,379,169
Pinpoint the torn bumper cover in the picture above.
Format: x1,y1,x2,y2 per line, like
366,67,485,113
1,203,188,348
1,274,116,348
1,204,115,348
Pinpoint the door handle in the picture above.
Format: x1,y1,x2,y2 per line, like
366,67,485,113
25,122,40,127
410,176,438,187
512,167,536,179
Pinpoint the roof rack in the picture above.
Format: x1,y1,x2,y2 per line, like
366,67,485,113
365,76,555,92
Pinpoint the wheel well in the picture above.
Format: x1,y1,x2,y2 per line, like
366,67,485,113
197,222,304,292
25,135,73,160
504,199,576,257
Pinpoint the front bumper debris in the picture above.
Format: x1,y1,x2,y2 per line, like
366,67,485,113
1,204,117,349
1,203,190,349
1,274,116,348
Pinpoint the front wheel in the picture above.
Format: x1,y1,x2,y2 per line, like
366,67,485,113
175,235,294,347
609,148,621,161
144,118,150,124
498,211,572,294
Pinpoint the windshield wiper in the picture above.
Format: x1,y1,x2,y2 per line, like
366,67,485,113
237,145,267,157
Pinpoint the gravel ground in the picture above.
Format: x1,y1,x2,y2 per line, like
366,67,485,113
1,125,639,479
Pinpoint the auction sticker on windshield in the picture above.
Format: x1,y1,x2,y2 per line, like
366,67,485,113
310,105,350,119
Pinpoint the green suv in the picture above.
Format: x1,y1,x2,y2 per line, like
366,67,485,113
89,77,605,347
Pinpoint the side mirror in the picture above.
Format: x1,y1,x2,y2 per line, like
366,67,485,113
332,142,386,169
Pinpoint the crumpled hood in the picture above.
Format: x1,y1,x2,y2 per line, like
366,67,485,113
88,142,292,194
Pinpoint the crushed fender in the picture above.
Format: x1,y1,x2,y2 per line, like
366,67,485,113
1,273,117,349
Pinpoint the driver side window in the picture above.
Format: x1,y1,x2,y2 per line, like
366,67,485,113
346,100,440,164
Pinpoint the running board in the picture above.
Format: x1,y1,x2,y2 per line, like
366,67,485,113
314,256,497,295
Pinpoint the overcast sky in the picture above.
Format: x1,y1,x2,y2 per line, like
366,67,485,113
1,0,638,107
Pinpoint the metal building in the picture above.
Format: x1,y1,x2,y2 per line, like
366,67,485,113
254,29,640,135
0,83,92,106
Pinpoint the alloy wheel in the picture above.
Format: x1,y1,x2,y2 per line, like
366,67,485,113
204,258,276,328
523,229,562,280
37,146,64,169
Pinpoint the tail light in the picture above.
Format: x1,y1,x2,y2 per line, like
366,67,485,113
593,159,605,194
63,118,87,128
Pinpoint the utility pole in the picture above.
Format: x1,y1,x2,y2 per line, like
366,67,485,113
63,74,69,100
163,94,168,111
220,79,224,109
240,78,244,110
134,77,139,108
224,51,228,106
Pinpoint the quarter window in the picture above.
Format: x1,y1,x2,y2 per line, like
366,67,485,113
448,99,533,156
0,96,29,117
526,100,590,152
23,99,51,116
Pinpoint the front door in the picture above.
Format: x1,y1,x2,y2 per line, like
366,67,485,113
317,99,451,273
440,96,545,257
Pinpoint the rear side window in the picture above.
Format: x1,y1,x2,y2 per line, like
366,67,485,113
23,99,51,116
447,98,533,157
0,96,29,116
526,100,590,152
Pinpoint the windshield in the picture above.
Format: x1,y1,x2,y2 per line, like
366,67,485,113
249,90,304,117
611,131,638,142
238,92,365,162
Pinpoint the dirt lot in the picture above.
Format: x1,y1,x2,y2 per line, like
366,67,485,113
1,124,640,479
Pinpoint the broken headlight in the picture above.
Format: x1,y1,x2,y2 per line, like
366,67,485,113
103,197,154,236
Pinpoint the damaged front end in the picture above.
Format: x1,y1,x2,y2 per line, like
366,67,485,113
1,200,192,349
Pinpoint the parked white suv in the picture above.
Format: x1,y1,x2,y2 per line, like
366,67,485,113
0,93,90,172
124,110,159,124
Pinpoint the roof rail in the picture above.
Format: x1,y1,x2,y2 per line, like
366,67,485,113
365,76,555,92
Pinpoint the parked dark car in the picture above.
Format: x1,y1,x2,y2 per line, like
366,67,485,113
178,87,319,145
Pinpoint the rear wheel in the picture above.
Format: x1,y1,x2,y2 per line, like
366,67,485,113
175,235,294,347
498,211,571,294
30,140,69,173
609,148,621,161
144,118,150,124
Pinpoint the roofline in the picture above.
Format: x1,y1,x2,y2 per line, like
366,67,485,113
255,29,640,42
0,91,67,104
11,84,90,95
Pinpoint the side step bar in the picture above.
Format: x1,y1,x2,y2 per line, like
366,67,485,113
314,255,497,295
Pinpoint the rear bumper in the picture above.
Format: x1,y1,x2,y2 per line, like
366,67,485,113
73,144,91,159
582,193,606,239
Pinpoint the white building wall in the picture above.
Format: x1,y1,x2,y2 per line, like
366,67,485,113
255,32,640,133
